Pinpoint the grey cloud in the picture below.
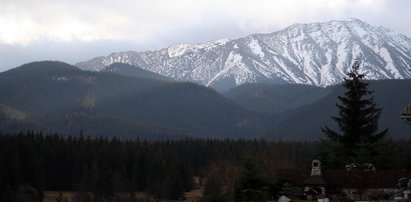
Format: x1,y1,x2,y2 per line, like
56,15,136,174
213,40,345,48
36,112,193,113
1,0,411,70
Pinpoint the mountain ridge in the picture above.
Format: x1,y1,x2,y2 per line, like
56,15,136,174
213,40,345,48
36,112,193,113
101,62,171,80
77,19,411,91
224,79,411,140
1,61,410,140
0,61,263,140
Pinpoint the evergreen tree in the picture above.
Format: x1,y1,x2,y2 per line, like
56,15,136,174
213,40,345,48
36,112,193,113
234,159,268,201
321,61,388,167
27,154,45,201
94,161,114,201
279,182,293,197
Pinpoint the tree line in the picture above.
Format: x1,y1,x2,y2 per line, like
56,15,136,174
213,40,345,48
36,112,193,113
0,131,410,201
0,132,313,201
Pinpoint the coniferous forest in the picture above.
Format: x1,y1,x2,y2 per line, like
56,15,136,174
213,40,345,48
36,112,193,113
1,132,411,201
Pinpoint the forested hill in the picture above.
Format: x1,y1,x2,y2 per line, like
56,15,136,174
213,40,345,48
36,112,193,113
0,61,410,140
101,62,171,80
266,80,411,140
225,79,411,140
0,61,262,140
224,83,331,115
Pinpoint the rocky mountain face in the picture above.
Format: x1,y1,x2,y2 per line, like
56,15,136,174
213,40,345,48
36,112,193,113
77,19,411,91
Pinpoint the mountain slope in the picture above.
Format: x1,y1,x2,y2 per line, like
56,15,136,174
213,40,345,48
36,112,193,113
224,83,330,115
265,79,411,140
77,19,411,91
102,62,171,80
0,61,262,139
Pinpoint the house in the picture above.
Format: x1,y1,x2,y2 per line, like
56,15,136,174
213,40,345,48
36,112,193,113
303,160,327,200
278,161,411,201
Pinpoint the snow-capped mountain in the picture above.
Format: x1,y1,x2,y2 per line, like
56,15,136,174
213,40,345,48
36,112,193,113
76,19,411,90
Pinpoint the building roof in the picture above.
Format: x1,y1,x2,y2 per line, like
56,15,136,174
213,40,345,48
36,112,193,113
304,175,327,185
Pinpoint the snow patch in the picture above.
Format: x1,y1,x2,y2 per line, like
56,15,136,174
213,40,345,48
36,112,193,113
168,38,231,57
248,38,265,58
350,23,368,38
168,44,199,57
380,47,403,78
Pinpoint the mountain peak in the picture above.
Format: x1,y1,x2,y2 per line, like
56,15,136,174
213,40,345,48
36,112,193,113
168,38,231,58
77,19,411,90
8,61,80,75
347,17,364,22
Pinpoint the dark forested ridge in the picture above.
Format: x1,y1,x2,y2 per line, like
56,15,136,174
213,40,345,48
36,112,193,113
263,79,411,140
101,63,171,81
0,61,410,140
224,80,411,140
0,61,262,140
224,83,330,115
224,83,332,128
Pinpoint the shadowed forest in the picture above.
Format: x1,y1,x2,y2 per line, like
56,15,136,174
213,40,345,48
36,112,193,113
1,132,411,201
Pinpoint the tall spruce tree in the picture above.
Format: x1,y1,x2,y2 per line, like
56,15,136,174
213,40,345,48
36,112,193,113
321,61,388,167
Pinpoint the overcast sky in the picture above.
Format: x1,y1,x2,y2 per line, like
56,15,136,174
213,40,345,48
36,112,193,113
1,0,410,71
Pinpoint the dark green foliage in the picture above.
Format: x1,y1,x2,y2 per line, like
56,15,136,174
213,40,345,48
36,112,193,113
27,154,45,200
267,78,411,140
279,182,293,197
202,160,240,201
225,83,329,115
94,161,115,200
0,132,321,201
0,132,195,200
226,79,411,140
0,144,23,202
321,62,388,167
0,132,410,200
225,83,331,130
234,159,270,201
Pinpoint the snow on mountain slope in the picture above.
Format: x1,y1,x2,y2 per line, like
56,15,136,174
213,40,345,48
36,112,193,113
76,19,411,90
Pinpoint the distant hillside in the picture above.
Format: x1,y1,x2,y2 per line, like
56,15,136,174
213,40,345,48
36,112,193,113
264,79,411,140
102,62,171,80
0,61,262,140
1,61,409,140
224,83,330,115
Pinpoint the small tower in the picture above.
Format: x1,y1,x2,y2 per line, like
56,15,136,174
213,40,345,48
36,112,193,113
311,159,322,176
304,160,327,200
